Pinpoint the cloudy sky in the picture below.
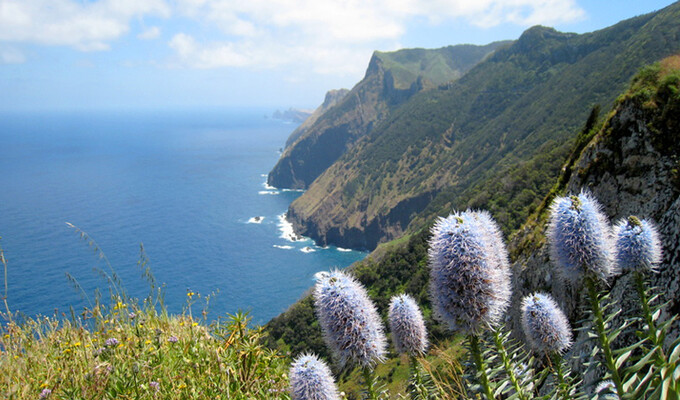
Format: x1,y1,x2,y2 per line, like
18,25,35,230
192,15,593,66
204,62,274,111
0,0,675,111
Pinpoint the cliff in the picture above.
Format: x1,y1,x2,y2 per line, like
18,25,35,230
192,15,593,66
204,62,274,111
284,89,350,148
509,54,680,380
265,55,680,376
286,3,680,251
267,42,509,189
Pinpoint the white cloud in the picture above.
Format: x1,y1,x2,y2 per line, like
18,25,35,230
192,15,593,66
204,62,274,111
138,26,161,40
0,0,586,74
168,0,585,74
0,0,169,51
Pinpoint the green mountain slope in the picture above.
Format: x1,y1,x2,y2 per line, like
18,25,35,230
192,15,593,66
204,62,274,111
265,54,680,387
267,42,509,189
286,2,680,251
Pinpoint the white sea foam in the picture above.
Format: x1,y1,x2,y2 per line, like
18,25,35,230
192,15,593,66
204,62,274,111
258,190,279,195
282,188,306,193
247,216,265,224
273,245,293,250
263,182,277,190
314,271,329,280
277,213,309,243
301,246,316,253
336,247,352,252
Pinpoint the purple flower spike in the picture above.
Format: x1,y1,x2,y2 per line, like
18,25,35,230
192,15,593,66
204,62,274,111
105,338,119,347
40,389,52,399
613,216,662,273
521,293,572,354
388,294,428,356
428,211,512,334
548,191,615,282
314,270,387,368
289,353,340,400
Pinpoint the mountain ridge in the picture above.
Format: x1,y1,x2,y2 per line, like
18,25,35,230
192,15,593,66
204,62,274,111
285,2,680,251
267,41,510,189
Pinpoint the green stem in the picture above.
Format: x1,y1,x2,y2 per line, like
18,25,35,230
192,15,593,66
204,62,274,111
363,367,378,400
409,355,429,399
469,334,495,400
492,329,528,400
585,277,625,398
634,271,667,364
550,353,569,400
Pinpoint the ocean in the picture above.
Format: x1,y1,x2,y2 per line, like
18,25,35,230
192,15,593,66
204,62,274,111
0,109,366,324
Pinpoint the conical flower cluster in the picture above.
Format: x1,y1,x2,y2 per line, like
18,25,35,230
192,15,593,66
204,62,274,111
314,270,387,368
548,191,615,282
520,292,572,354
428,210,511,334
388,294,428,356
613,216,662,273
289,353,341,400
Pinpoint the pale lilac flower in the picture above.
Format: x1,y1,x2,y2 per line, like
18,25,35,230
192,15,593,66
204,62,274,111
289,353,340,400
167,335,179,343
39,389,52,399
428,211,512,334
613,216,662,273
548,191,615,282
105,338,119,347
388,294,428,356
314,270,387,368
520,293,572,353
149,381,160,391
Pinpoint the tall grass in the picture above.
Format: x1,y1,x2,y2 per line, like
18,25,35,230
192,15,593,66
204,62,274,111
0,229,291,399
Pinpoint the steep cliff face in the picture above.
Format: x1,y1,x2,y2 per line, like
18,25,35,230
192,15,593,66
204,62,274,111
284,89,350,149
287,3,680,251
510,56,680,380
267,42,509,189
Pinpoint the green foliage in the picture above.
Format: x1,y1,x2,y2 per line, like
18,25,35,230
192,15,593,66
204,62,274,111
0,236,290,400
289,3,680,251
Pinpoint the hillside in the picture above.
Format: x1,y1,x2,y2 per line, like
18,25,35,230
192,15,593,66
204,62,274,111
265,54,680,390
283,89,350,148
267,41,509,189
286,2,680,251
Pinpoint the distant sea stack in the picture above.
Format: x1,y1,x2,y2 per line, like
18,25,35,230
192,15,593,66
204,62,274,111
271,108,313,124
267,41,510,190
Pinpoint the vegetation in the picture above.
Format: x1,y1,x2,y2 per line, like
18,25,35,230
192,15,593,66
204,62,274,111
267,53,680,398
268,41,507,189
0,240,290,399
288,2,680,250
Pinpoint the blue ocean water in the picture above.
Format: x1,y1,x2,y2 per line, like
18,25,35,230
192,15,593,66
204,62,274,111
0,109,365,324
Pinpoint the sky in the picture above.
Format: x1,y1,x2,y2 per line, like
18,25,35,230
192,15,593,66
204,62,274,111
0,0,677,111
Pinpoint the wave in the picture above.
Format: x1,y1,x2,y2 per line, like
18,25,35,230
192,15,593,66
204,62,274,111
247,216,264,224
277,213,307,243
262,182,277,190
258,190,279,195
282,188,306,193
300,246,316,253
336,247,352,252
273,245,293,250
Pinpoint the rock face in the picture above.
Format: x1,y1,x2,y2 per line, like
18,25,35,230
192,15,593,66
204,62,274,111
284,89,350,149
267,42,509,190
509,57,680,383
286,5,680,252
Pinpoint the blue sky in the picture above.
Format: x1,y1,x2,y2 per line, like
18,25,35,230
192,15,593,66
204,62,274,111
0,0,676,111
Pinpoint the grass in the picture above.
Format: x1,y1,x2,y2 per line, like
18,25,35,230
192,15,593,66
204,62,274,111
0,234,291,400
